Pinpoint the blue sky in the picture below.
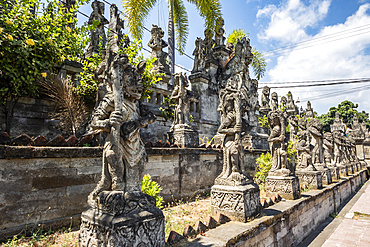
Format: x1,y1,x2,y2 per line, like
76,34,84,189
77,0,370,115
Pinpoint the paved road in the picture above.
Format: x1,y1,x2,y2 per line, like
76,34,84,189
298,177,370,247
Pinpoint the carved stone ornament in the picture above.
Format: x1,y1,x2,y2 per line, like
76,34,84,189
270,92,278,111
214,17,226,47
85,0,109,58
192,37,206,73
211,38,261,221
148,24,170,75
305,101,314,118
79,6,164,246
286,91,298,116
260,86,270,114
168,73,199,147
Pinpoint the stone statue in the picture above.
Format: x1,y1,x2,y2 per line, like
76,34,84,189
214,17,225,47
80,7,165,246
288,115,299,141
305,101,314,118
270,92,279,111
170,72,190,128
351,115,365,140
215,81,249,185
85,0,109,58
267,110,290,176
296,130,313,170
203,29,215,61
286,91,298,116
280,96,287,111
307,118,323,164
148,24,170,74
192,37,205,73
108,5,125,53
323,132,334,165
260,86,270,114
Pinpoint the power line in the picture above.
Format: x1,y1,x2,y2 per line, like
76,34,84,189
265,24,370,54
259,77,370,85
258,78,370,89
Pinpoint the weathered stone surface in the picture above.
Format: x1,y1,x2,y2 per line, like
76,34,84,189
338,164,349,177
0,132,11,145
172,126,199,148
211,184,261,222
65,135,78,146
46,135,67,147
296,170,323,190
214,213,231,224
265,176,300,200
205,216,218,229
33,135,48,146
79,205,165,247
315,163,332,185
78,135,92,147
183,224,196,237
167,231,185,243
329,166,340,180
12,134,33,146
194,220,208,234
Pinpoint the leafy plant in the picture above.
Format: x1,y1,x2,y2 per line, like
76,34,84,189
199,136,214,145
141,174,164,209
254,152,272,190
258,115,269,128
159,95,175,121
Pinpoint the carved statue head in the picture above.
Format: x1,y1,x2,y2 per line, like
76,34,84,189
281,96,287,106
262,86,270,97
92,0,105,15
307,101,312,110
271,92,278,101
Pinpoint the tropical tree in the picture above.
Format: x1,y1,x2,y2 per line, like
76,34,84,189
227,28,266,80
122,0,222,82
317,100,370,132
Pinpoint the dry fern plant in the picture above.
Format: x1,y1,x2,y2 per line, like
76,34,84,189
40,75,90,136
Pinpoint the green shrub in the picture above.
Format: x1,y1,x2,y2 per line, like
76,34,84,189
142,174,164,208
254,152,272,190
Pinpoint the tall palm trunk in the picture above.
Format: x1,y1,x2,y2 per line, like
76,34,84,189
168,0,175,86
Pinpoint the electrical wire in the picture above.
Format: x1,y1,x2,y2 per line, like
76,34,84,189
258,78,370,89
298,85,370,102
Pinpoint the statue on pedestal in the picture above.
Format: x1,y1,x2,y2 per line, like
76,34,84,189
270,92,279,111
85,0,109,58
260,86,270,114
305,101,314,118
148,24,170,74
286,91,298,116
192,37,205,73
214,17,225,47
168,73,199,147
79,6,165,246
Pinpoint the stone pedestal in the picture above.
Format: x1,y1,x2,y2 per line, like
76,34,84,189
314,164,332,185
79,191,165,247
169,125,199,148
296,170,323,190
211,183,261,222
338,164,348,177
347,163,354,174
361,161,368,170
328,166,340,180
265,175,300,200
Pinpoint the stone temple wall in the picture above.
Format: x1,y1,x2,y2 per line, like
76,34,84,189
0,145,265,241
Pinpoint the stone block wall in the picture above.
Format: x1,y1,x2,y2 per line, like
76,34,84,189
0,97,62,139
0,145,265,241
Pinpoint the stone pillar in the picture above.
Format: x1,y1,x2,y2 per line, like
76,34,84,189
295,170,323,190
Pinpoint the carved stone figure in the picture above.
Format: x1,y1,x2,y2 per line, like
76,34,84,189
211,37,261,222
148,24,170,74
260,86,270,114
280,96,287,111
296,130,313,170
270,92,278,111
305,101,314,118
323,132,334,165
203,29,215,61
85,0,109,58
286,91,298,116
79,7,165,246
267,110,289,175
168,73,199,147
288,115,298,141
214,17,225,47
192,37,205,73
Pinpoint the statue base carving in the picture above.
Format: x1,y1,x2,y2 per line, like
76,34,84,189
314,164,332,185
338,164,348,177
210,183,261,222
354,162,360,172
328,166,340,180
265,175,300,200
168,124,199,148
296,170,323,190
79,191,165,247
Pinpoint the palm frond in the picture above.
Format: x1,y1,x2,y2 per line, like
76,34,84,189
227,28,249,45
172,0,189,54
251,48,266,80
122,0,158,40
188,0,222,37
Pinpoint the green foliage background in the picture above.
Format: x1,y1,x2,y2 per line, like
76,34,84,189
142,174,164,208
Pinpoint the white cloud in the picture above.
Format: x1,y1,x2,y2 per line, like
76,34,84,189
257,0,331,43
258,3,370,114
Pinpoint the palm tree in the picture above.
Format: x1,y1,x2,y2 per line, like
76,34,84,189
227,28,266,80
122,0,222,83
